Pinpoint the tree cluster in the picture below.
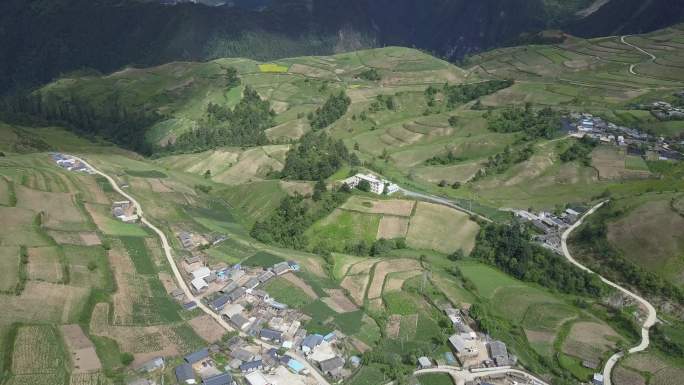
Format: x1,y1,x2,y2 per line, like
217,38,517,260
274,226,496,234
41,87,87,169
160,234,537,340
424,150,465,166
358,68,381,81
369,94,396,112
3,91,159,155
472,221,605,296
559,136,598,165
250,188,350,249
443,80,514,108
280,131,356,180
343,237,407,256
308,91,351,130
486,104,560,140
170,86,274,152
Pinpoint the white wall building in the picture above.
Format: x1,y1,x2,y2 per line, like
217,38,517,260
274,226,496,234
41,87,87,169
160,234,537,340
343,173,399,195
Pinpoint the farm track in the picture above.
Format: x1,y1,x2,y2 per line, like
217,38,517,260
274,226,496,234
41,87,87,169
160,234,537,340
621,36,657,76
561,201,658,385
71,155,332,385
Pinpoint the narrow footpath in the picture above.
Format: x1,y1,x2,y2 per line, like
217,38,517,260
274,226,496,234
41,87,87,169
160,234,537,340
561,201,657,385
71,155,331,385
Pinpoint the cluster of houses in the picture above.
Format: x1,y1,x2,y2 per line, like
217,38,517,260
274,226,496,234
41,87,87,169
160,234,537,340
112,200,139,223
648,100,684,120
50,153,96,174
342,173,400,195
568,113,683,161
513,208,582,254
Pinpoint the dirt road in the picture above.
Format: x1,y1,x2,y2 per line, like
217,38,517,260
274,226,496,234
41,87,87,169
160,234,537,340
561,201,657,385
71,155,331,385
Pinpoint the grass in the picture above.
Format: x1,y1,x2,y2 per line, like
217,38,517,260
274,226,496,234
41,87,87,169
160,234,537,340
383,291,420,316
119,236,156,275
124,169,167,178
406,202,479,254
242,251,284,267
0,247,20,293
306,209,381,252
558,353,594,381
347,365,386,385
625,155,649,171
263,278,314,308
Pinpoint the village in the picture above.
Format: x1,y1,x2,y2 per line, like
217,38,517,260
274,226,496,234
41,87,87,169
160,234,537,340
567,112,683,161
50,154,573,385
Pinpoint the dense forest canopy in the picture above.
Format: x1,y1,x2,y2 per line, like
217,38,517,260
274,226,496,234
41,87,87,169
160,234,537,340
280,131,355,180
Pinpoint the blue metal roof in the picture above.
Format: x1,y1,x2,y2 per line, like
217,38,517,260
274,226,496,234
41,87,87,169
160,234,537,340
202,372,232,385
287,359,305,373
175,363,194,382
184,348,209,364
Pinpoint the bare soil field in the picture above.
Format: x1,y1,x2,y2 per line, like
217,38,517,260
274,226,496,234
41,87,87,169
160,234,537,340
341,274,370,305
188,315,225,343
281,273,318,299
386,315,401,339
15,185,86,228
376,216,410,239
342,197,415,217
322,289,358,313
107,246,137,325
27,246,63,283
406,202,479,254
613,366,646,385
367,259,421,299
383,270,422,293
61,324,102,373
562,321,621,361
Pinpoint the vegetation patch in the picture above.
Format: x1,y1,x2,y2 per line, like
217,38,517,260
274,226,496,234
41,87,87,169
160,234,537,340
258,63,289,73
124,169,167,178
406,202,479,254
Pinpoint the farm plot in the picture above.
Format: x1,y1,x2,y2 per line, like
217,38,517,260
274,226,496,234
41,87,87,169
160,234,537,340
341,196,415,217
341,272,372,306
188,315,225,343
47,231,101,246
322,289,359,313
15,185,88,230
406,202,479,254
306,209,381,252
61,324,102,373
376,216,410,239
0,177,12,205
0,281,89,325
27,246,64,283
367,259,421,299
11,325,68,377
0,207,52,247
0,246,20,292
562,321,622,362
591,147,651,180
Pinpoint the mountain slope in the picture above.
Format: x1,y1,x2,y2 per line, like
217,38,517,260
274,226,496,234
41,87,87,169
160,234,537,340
3,0,683,94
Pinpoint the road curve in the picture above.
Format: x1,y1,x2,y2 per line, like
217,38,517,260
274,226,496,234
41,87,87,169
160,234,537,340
410,366,549,385
561,201,657,385
71,156,331,385
621,35,657,75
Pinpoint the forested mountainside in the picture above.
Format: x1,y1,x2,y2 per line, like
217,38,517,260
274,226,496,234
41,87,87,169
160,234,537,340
3,0,684,95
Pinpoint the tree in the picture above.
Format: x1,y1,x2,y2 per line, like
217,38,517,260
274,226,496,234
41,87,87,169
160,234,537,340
358,180,371,192
313,179,327,201
448,249,465,261
309,92,351,130
204,169,211,179
438,180,448,187
451,181,462,189
120,353,134,366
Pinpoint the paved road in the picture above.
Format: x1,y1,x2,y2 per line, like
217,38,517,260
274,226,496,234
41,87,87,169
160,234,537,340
409,366,549,385
71,156,331,385
399,188,492,223
621,35,657,75
561,201,657,385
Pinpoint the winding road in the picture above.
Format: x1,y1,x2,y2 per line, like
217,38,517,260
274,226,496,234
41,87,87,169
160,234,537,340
71,156,332,385
561,201,657,385
621,35,657,75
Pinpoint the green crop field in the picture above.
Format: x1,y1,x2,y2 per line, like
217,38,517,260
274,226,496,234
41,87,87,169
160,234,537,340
416,373,455,385
306,209,381,252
